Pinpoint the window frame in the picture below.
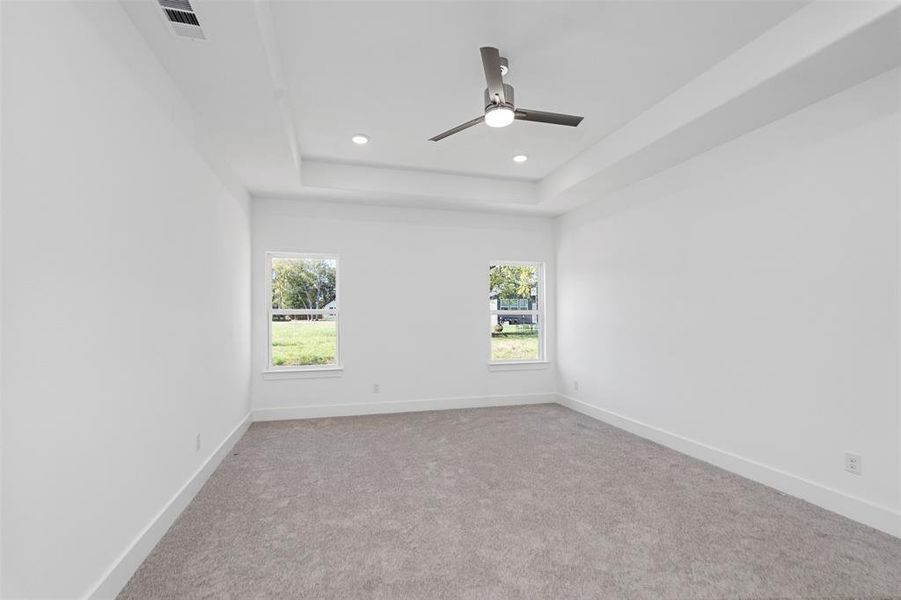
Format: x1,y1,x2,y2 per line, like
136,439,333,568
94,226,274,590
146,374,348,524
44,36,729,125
265,251,341,373
488,260,546,365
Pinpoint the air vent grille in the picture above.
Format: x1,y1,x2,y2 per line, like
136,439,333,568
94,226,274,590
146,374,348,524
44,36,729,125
157,0,205,40
165,8,200,27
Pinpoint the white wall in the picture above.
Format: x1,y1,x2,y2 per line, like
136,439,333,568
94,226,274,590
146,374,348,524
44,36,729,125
252,199,556,418
557,69,901,535
1,2,251,598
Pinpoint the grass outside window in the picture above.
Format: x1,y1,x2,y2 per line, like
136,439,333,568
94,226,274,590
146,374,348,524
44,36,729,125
491,323,540,361
271,318,337,367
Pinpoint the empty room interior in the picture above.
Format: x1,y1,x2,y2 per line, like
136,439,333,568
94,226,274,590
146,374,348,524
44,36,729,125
3,0,901,598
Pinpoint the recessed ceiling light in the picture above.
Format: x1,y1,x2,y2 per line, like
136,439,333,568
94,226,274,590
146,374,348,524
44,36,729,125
351,134,369,145
513,154,528,163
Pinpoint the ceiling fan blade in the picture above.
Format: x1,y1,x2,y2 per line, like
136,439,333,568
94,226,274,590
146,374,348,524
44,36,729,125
514,108,583,127
479,46,506,105
428,116,484,142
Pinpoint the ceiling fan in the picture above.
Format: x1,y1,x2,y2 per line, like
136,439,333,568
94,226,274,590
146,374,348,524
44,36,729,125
429,47,584,142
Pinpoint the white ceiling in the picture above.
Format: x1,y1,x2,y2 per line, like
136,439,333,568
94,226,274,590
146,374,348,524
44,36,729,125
272,1,804,180
121,0,899,214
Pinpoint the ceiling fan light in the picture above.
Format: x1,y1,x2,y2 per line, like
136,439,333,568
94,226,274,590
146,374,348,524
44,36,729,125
484,106,515,128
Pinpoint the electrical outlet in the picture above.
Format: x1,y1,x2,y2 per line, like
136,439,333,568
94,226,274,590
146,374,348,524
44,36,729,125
573,380,580,392
373,383,380,393
195,433,201,453
845,453,861,475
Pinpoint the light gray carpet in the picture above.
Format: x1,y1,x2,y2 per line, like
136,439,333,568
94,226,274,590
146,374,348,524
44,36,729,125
119,404,901,599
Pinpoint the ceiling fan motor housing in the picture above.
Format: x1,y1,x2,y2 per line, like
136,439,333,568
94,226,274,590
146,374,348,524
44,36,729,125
485,84,515,111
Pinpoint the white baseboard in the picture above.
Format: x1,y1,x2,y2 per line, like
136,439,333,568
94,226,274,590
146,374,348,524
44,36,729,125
84,413,252,600
556,394,901,539
252,392,556,422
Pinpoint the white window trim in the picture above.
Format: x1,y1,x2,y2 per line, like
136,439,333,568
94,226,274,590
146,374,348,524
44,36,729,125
262,367,343,380
265,251,342,373
488,361,550,372
489,260,546,365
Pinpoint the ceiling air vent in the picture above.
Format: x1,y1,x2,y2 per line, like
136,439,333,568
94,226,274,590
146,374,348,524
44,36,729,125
158,0,205,40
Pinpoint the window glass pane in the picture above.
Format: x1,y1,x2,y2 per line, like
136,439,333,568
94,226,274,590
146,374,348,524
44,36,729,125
490,315,540,361
489,264,539,310
271,257,337,310
271,315,337,366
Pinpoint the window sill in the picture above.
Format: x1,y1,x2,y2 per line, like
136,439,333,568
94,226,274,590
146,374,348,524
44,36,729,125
488,361,551,372
262,367,344,380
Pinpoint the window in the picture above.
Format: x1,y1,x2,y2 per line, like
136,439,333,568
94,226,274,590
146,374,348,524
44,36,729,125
489,262,544,362
267,253,339,370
